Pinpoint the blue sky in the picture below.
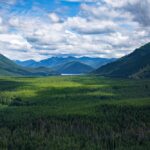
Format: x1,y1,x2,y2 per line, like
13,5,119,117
9,0,92,23
0,0,150,60
11,0,80,14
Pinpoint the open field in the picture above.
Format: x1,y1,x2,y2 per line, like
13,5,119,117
0,76,150,150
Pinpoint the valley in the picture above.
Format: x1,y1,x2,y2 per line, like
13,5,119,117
0,0,150,149
0,43,150,149
0,76,150,149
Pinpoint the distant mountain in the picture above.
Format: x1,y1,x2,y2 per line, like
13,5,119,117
39,56,76,68
93,43,150,78
15,59,38,67
0,54,59,76
78,57,116,69
28,67,59,76
15,57,115,69
55,61,94,74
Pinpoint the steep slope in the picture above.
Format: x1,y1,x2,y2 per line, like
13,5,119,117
0,54,59,76
93,43,150,78
131,65,150,79
56,61,94,74
15,57,116,69
0,54,31,76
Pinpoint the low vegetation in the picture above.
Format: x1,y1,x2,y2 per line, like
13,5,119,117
0,76,150,149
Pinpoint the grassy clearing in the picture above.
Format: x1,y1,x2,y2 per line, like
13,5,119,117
0,76,150,149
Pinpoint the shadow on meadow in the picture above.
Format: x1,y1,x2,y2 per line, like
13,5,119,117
0,78,27,91
8,76,150,107
0,79,29,105
21,86,115,106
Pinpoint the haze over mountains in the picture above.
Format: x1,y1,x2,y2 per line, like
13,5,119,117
0,54,114,76
0,54,59,76
93,43,150,79
15,56,115,74
55,61,93,74
15,57,115,69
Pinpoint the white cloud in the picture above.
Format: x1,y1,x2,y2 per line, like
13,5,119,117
65,16,118,34
0,0,17,4
0,34,31,51
48,13,61,23
0,0,150,60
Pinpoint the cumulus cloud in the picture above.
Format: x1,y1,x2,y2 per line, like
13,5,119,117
65,17,118,34
104,0,150,26
48,13,61,23
0,0,17,4
124,0,150,26
0,0,150,60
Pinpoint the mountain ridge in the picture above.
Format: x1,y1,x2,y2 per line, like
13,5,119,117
93,43,150,78
0,54,59,76
15,56,116,69
55,61,94,74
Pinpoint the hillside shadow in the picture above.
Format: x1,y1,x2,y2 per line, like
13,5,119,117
11,84,116,107
0,79,27,91
66,76,121,86
3,76,150,108
9,76,150,107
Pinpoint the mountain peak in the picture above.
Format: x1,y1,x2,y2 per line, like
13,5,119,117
56,61,94,74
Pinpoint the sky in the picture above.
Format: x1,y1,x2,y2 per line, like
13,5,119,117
0,0,150,60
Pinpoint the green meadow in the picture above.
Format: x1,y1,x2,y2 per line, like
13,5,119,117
0,76,150,150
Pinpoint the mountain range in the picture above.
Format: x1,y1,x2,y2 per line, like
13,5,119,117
15,57,115,69
0,54,98,76
93,43,150,79
14,56,115,75
1,42,150,78
0,54,59,76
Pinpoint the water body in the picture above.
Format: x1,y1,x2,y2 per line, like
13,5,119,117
61,74,83,76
